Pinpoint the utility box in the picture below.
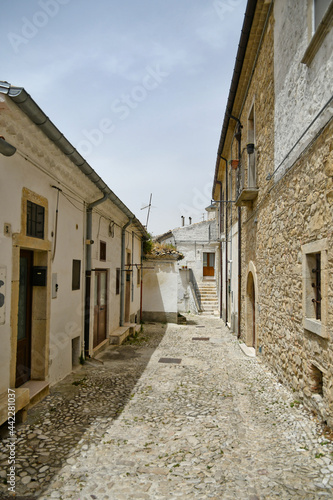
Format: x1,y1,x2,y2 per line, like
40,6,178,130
32,266,47,286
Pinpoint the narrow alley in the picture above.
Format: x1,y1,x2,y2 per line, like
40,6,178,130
2,317,333,500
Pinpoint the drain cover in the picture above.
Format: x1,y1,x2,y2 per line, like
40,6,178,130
158,358,182,364
192,337,210,341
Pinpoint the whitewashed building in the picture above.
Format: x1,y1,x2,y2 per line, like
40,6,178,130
156,210,220,315
0,82,146,424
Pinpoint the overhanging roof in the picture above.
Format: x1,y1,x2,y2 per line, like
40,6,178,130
0,81,147,237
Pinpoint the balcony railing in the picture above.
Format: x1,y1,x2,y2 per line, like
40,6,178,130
235,153,258,207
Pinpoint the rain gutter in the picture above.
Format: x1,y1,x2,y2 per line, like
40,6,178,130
212,0,257,199
0,81,147,236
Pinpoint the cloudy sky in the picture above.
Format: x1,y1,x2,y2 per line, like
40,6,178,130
1,0,246,235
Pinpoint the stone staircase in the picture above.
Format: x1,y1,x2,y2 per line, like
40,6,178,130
197,282,219,315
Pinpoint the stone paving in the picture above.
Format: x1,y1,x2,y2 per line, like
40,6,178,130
1,316,333,499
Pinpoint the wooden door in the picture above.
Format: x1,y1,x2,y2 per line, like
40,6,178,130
93,270,107,348
16,250,33,387
252,281,256,348
203,253,215,277
125,271,131,323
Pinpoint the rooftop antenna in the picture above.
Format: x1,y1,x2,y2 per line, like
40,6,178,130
141,193,153,230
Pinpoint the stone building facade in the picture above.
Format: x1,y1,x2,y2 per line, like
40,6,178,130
212,0,333,425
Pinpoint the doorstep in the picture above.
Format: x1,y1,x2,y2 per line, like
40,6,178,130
239,343,256,358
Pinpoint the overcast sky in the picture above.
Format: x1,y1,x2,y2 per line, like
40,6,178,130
1,0,246,235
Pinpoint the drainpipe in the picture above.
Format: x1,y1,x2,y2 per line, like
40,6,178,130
140,239,144,323
216,180,223,319
84,193,108,356
120,218,133,326
220,156,228,325
236,127,242,339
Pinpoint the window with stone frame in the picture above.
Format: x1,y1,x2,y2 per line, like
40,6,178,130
302,239,328,338
26,200,45,239
302,0,333,64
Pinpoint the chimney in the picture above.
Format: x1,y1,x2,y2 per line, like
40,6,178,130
181,215,185,227
189,217,192,225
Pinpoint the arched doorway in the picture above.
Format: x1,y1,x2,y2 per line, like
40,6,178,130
245,264,257,349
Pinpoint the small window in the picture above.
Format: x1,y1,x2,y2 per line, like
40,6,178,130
137,266,141,286
116,268,120,295
302,239,327,338
310,363,323,395
100,241,106,261
72,260,81,290
27,200,45,239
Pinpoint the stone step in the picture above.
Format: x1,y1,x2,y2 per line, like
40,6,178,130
109,323,140,345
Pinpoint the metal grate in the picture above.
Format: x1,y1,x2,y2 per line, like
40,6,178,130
158,358,182,364
192,337,210,341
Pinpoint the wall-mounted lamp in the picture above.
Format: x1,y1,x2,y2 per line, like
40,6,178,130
246,143,255,155
0,136,16,156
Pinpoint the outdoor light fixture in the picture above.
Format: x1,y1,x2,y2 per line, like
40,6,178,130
0,136,16,156
246,143,255,155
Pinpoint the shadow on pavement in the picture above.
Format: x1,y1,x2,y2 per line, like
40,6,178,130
0,323,168,499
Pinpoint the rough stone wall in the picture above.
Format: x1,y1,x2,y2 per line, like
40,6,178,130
236,4,333,425
257,120,333,425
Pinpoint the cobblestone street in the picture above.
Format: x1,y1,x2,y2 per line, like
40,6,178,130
1,316,333,499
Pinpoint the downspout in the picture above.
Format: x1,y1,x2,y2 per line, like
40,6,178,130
220,157,228,326
237,131,242,339
216,180,223,320
84,193,108,356
140,239,144,323
120,218,133,326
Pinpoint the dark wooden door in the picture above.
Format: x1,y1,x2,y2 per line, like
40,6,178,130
16,250,33,387
252,281,256,348
93,270,107,348
124,271,131,323
203,253,215,277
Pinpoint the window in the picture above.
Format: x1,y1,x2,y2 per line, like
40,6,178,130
27,200,45,239
302,239,328,338
137,266,141,286
314,0,330,31
116,268,120,295
247,105,256,188
72,260,81,290
100,241,106,261
310,363,324,395
302,0,333,65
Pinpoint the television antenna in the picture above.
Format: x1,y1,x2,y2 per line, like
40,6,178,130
141,193,153,230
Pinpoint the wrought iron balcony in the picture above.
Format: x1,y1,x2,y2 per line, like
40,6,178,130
235,156,258,207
